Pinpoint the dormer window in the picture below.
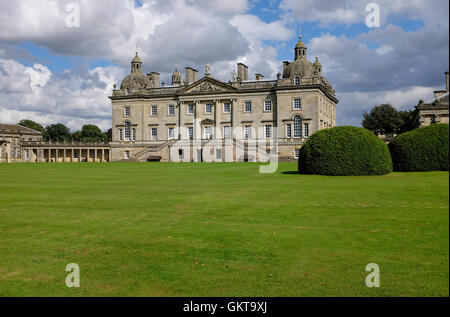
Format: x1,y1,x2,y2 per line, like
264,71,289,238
294,77,300,86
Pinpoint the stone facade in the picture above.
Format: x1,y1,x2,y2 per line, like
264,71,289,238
0,124,42,163
0,124,111,164
417,71,449,127
110,33,338,162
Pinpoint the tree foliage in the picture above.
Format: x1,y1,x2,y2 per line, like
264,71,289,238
79,124,108,142
362,104,403,135
362,104,419,135
18,119,46,137
298,126,393,176
45,123,71,141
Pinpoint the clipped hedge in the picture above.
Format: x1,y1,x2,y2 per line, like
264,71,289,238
388,124,449,172
298,126,392,176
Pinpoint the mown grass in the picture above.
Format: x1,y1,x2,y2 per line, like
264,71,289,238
0,162,448,297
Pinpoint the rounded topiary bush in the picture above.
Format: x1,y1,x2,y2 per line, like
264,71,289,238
388,124,449,172
298,126,393,176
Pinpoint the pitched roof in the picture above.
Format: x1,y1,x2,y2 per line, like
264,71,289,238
0,124,42,135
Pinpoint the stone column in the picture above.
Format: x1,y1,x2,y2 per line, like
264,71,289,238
214,99,219,140
102,149,105,162
194,100,201,141
94,149,97,162
6,143,11,163
37,149,42,163
232,98,237,162
178,101,182,140
63,149,67,163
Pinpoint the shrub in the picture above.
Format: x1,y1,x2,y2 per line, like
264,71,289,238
298,126,393,176
388,124,449,172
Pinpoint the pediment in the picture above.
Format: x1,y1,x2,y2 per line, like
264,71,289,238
179,77,237,95
201,119,215,125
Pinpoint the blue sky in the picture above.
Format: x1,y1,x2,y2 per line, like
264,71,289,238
0,0,448,131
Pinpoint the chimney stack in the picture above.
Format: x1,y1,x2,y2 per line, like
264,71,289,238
282,61,289,74
193,68,199,82
185,67,195,85
446,71,449,93
150,72,160,88
237,63,248,81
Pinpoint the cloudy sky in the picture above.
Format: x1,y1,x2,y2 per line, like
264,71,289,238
0,0,448,131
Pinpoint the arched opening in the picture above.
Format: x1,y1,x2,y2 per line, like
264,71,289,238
124,122,131,141
293,115,302,138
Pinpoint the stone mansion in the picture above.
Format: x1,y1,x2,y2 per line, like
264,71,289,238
1,33,338,163
110,33,338,162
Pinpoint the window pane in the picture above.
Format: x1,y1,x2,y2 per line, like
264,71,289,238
304,123,309,138
245,102,252,112
205,126,212,139
286,124,292,138
265,125,272,138
224,126,231,139
245,126,252,139
124,122,131,141
294,116,302,138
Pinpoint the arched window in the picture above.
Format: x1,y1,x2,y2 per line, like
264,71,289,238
293,115,302,138
294,77,300,85
124,122,131,141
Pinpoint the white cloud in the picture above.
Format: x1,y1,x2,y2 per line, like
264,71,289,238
0,0,448,129
0,58,125,131
280,0,449,28
337,85,439,126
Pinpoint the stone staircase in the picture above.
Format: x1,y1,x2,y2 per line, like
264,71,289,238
134,140,176,161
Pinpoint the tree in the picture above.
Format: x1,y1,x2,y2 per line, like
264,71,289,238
105,128,112,141
18,119,46,137
46,123,71,141
362,104,403,136
80,124,108,142
71,131,82,141
398,108,420,134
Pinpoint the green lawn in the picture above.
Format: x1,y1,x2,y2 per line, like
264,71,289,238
0,162,448,297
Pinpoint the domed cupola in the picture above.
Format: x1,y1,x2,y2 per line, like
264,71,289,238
295,33,307,60
120,52,152,90
313,56,322,73
282,33,316,79
171,66,183,86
